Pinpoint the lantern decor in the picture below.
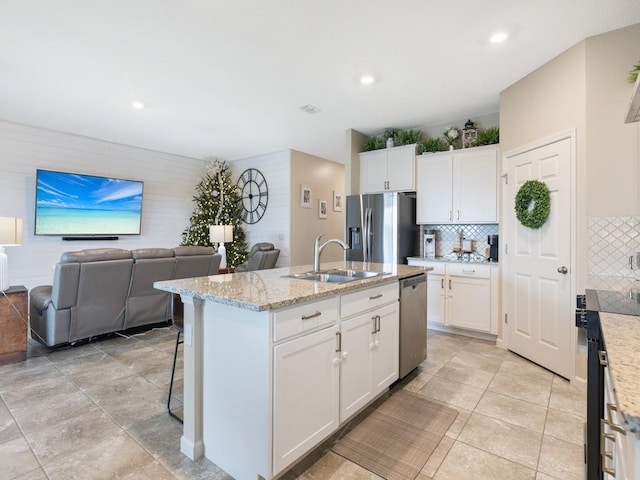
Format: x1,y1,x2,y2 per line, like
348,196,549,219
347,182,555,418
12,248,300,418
462,119,478,149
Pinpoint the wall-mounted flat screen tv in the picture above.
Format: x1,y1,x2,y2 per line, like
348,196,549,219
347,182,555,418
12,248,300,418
35,169,144,236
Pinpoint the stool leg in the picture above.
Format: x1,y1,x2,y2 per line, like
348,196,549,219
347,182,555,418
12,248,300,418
168,330,183,424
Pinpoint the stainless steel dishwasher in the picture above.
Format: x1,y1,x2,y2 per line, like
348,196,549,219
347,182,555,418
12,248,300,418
399,273,427,378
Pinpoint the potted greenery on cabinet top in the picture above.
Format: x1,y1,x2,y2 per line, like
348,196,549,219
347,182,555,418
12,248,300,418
362,128,423,151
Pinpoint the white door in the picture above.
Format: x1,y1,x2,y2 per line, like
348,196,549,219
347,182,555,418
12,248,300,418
416,154,453,223
339,313,374,422
456,147,498,223
372,302,399,394
386,145,414,191
448,275,491,332
426,273,446,325
504,136,572,379
272,325,340,475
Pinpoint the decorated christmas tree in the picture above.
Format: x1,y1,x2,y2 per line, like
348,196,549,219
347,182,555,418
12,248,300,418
181,159,249,268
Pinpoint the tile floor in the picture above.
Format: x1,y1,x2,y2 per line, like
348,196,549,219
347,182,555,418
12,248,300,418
0,327,586,480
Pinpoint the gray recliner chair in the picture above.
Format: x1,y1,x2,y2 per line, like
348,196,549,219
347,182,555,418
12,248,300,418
236,243,280,271
173,246,222,278
30,248,134,346
124,248,176,330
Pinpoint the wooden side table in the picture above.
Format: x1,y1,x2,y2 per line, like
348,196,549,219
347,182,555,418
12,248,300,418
0,286,28,364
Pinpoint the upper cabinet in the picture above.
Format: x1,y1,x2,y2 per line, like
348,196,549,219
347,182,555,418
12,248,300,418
416,145,498,224
359,144,416,193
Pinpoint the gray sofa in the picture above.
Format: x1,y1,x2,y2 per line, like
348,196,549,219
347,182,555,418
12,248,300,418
29,246,221,347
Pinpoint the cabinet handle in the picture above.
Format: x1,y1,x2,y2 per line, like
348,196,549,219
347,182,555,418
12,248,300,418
449,279,452,290
457,210,460,220
462,269,476,274
371,316,377,334
335,332,341,352
449,210,452,221
301,311,322,320
369,293,383,300
376,315,381,333
441,278,444,289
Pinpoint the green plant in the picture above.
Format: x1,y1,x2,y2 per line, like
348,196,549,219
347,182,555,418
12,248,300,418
393,129,423,146
382,128,399,141
476,127,500,146
629,59,640,83
418,138,448,153
362,136,385,151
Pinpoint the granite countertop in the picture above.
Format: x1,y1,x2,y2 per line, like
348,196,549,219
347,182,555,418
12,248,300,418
599,311,640,433
407,255,499,266
154,261,430,312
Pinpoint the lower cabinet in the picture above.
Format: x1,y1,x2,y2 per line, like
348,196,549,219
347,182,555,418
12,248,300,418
273,325,340,475
408,259,498,335
272,282,399,477
603,359,640,479
340,302,399,421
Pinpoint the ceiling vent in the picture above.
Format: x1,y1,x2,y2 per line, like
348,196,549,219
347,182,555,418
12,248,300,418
299,104,321,114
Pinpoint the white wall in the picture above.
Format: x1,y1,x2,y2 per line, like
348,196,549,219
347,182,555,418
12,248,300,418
0,121,207,290
230,150,291,267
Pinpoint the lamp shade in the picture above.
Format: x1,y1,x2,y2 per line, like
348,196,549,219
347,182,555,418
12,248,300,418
209,225,234,244
0,217,23,246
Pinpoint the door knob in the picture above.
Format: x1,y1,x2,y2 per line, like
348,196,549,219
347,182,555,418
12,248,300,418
557,266,568,274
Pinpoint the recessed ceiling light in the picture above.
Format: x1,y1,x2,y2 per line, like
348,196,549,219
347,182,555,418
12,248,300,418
300,104,321,114
131,101,145,109
490,32,508,43
360,74,375,85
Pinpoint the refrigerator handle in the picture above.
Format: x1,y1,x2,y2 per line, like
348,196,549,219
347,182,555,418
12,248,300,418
363,207,368,262
365,207,373,263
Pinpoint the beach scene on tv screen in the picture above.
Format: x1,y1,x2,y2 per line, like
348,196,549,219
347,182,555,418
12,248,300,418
36,171,143,235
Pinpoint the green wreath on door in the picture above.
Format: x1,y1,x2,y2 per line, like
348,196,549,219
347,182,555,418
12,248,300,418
515,180,550,229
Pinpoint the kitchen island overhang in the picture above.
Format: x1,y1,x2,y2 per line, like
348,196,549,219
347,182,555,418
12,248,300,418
154,261,430,479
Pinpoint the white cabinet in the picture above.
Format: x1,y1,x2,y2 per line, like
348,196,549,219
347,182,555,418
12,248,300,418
408,259,498,335
360,144,416,193
447,264,492,332
273,325,340,474
416,145,498,224
603,357,640,479
339,282,399,422
273,282,399,475
272,298,340,475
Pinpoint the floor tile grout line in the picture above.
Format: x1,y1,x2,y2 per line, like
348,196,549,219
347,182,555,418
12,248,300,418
26,338,182,479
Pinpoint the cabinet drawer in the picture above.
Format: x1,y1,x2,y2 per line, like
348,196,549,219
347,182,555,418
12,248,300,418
273,297,339,342
447,264,491,279
341,282,398,319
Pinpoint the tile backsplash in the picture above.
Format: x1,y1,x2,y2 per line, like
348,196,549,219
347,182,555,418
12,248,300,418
418,224,499,258
588,216,640,278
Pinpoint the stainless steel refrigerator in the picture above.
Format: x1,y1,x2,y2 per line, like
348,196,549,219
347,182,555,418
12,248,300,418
345,192,419,264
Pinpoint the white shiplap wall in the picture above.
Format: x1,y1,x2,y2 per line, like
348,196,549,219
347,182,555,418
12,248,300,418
0,121,207,290
230,150,291,267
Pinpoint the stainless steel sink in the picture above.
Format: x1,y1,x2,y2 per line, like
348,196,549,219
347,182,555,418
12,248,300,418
284,269,381,284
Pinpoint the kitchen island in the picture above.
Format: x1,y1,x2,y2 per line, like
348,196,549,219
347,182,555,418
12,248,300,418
154,261,429,480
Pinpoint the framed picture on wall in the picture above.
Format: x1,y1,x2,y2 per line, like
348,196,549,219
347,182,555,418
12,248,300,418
318,200,328,219
333,191,343,212
300,184,312,208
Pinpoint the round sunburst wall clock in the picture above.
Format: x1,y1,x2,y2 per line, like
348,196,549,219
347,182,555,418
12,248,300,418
237,168,268,224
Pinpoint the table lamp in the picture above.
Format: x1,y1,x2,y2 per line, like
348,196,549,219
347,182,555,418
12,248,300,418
0,217,24,292
209,225,234,270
